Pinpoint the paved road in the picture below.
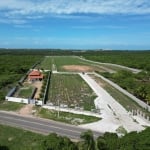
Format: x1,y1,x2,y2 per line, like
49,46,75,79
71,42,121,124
0,111,102,140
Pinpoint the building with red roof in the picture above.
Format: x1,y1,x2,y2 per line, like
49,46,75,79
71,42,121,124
28,70,43,81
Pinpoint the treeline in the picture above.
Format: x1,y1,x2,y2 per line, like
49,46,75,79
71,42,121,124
83,51,150,71
1,127,150,150
1,49,150,71
0,55,42,100
40,128,150,150
0,49,81,56
101,70,150,105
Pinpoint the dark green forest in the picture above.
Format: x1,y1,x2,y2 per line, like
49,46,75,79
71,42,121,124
0,53,42,101
0,124,150,150
84,51,150,71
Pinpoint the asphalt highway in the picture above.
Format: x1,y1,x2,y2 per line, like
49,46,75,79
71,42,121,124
0,111,102,140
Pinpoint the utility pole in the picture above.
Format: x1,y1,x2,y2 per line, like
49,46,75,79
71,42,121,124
58,98,60,118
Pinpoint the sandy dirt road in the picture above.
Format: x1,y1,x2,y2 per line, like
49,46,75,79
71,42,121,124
79,73,144,133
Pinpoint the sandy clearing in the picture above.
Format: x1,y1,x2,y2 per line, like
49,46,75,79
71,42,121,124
18,104,34,116
79,73,144,133
31,81,42,99
62,65,94,72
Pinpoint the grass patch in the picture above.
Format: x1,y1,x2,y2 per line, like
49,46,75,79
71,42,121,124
0,101,24,111
18,86,33,98
0,124,44,150
48,74,96,111
35,107,100,125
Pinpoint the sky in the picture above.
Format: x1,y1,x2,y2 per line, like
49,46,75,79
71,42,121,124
0,0,150,50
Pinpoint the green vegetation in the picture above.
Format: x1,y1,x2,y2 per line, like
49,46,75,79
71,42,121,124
35,107,100,125
0,124,150,150
0,101,24,111
84,51,150,71
18,86,33,98
0,124,45,150
40,56,87,71
0,54,42,101
100,70,150,106
48,74,96,111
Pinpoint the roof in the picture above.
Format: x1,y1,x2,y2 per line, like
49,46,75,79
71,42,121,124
29,70,41,76
29,74,43,79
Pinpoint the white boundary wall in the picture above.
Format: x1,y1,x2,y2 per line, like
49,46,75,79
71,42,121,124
6,96,43,106
6,96,28,104
36,100,43,106
42,105,101,118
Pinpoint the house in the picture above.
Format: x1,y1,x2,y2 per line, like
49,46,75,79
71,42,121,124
28,70,43,81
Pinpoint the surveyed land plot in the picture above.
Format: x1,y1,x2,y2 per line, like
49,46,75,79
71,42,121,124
40,56,98,72
40,56,86,71
48,74,96,111
39,56,113,72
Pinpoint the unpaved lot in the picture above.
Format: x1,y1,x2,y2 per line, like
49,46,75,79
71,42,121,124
18,104,34,116
62,65,94,72
31,81,42,99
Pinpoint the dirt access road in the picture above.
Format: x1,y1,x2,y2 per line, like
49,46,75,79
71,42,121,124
79,73,144,133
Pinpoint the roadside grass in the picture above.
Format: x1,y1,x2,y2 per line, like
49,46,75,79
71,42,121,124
48,74,96,111
0,124,44,150
91,75,150,116
35,107,100,125
0,101,24,111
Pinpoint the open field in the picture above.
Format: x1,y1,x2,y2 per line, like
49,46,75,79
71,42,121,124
40,56,86,71
48,74,96,111
39,56,122,72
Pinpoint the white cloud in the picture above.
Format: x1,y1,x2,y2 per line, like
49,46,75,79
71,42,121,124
0,0,149,15
72,25,127,30
0,18,26,24
0,0,150,24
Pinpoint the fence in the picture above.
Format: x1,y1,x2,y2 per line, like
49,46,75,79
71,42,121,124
43,71,51,104
5,96,28,104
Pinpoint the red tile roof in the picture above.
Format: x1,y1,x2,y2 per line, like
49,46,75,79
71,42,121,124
29,70,41,76
28,70,44,80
